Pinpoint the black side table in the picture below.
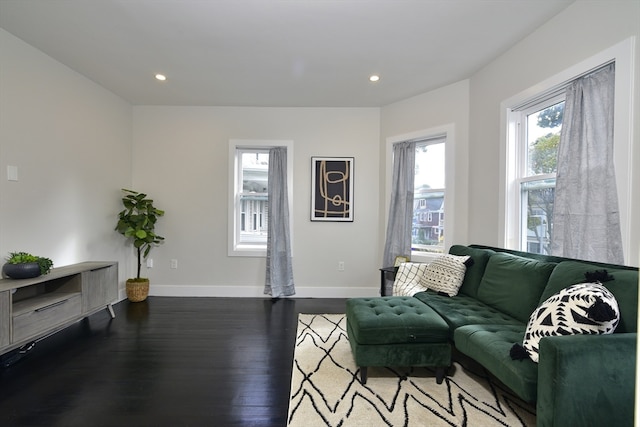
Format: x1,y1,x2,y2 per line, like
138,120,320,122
379,266,399,296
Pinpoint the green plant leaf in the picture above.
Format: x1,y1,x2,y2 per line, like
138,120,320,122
116,189,165,279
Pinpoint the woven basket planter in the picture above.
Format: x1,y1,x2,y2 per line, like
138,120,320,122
126,278,150,302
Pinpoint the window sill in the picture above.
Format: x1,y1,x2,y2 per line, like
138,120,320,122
229,244,266,258
410,251,443,264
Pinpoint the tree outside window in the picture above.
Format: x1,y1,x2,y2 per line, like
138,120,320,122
522,101,563,255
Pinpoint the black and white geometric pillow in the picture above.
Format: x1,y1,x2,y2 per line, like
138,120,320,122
392,262,429,297
512,282,619,363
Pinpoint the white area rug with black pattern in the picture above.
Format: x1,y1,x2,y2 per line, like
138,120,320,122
288,314,535,427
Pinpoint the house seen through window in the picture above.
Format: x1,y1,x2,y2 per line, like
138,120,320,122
237,149,269,246
412,138,445,254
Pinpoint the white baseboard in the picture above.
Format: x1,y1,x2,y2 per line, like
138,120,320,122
147,284,379,298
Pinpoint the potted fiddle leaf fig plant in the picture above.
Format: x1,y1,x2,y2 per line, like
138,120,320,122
2,252,54,279
115,189,165,302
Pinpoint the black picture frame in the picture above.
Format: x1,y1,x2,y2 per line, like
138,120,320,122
310,157,354,222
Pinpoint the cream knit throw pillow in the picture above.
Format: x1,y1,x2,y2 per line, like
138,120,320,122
420,254,470,297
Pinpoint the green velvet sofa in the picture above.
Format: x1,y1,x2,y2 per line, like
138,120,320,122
409,244,638,427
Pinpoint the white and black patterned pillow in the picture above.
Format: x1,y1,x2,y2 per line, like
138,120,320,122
513,282,619,363
392,262,429,296
419,254,470,297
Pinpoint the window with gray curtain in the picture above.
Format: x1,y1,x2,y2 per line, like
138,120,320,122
507,62,623,264
550,63,623,264
383,141,415,286
383,136,447,295
264,146,295,297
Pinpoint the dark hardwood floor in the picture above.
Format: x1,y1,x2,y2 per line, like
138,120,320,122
0,297,348,427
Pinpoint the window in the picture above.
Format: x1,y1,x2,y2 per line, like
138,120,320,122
228,140,293,257
238,149,269,245
412,137,446,255
503,39,636,263
511,96,564,255
386,124,455,264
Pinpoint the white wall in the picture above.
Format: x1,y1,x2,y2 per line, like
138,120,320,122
0,29,134,291
468,0,639,265
2,0,637,304
132,106,381,297
378,1,638,267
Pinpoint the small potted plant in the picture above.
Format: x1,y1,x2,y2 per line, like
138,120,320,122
2,252,54,279
115,189,165,302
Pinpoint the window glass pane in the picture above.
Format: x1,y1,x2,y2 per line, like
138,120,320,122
415,142,444,189
239,151,268,244
241,152,268,192
526,101,563,176
518,100,563,254
521,178,555,255
412,141,445,254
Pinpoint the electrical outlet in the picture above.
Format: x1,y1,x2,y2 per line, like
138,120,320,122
7,166,18,182
170,259,178,269
146,258,153,268
338,261,345,271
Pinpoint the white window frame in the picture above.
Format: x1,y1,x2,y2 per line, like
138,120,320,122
385,123,456,264
237,147,269,241
500,38,635,262
228,139,294,257
509,93,564,254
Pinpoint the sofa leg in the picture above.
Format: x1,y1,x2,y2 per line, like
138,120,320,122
435,367,446,384
360,367,368,384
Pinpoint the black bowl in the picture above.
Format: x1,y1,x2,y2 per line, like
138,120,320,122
2,262,41,279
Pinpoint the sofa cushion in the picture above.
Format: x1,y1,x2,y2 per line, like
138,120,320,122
449,245,495,298
519,282,620,363
414,290,522,333
541,260,638,333
454,324,538,403
346,297,450,345
419,254,470,296
392,262,429,297
536,334,637,427
476,253,557,324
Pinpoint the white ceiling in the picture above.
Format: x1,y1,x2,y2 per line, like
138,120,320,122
0,0,574,107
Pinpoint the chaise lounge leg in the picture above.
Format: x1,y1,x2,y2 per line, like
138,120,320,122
435,367,446,384
360,367,368,384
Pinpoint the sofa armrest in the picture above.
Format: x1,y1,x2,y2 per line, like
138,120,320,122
537,333,636,427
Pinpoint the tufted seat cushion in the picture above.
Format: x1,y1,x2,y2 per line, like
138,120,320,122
454,323,538,402
414,290,522,332
346,296,450,345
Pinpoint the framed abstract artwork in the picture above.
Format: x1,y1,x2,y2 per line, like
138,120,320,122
310,157,354,222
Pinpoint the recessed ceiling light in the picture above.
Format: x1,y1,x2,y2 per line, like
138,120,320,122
369,75,380,82
155,74,167,81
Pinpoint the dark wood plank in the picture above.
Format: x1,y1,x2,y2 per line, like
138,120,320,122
0,297,348,427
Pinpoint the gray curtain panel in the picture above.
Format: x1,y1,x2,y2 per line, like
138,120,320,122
264,146,295,297
382,141,415,295
551,64,624,264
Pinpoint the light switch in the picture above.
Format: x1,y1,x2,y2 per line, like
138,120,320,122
7,165,18,181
